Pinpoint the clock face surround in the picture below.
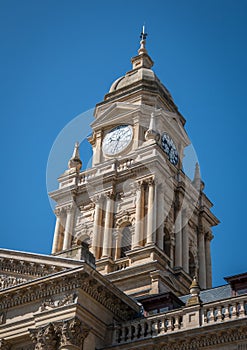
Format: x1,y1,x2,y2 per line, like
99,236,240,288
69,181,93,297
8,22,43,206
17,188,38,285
161,132,179,165
102,125,133,156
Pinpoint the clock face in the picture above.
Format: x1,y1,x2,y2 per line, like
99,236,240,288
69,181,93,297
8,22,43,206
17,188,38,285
102,125,133,155
161,132,179,165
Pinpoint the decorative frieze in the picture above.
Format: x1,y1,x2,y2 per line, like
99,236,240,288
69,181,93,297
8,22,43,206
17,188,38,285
0,259,64,280
0,275,28,290
0,269,136,320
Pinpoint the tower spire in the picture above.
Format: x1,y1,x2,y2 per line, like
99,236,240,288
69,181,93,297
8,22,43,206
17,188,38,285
131,25,153,70
68,141,82,171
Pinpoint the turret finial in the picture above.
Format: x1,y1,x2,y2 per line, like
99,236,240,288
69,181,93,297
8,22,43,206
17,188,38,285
68,141,82,172
138,24,148,55
186,276,202,306
193,162,205,191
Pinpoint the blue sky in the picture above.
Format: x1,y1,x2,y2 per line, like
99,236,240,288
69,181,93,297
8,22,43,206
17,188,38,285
1,0,246,287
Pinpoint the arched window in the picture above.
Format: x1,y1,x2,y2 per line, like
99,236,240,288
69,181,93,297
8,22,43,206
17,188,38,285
120,225,132,258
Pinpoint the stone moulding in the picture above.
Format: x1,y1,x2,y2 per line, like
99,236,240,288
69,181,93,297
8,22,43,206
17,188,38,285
0,265,138,320
158,325,247,350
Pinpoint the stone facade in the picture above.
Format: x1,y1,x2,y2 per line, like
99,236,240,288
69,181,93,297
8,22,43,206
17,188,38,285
0,31,246,349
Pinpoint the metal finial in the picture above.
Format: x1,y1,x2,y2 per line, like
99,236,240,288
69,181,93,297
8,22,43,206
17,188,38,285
140,24,147,40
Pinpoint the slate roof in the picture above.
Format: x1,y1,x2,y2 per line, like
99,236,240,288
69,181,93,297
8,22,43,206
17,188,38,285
180,284,232,304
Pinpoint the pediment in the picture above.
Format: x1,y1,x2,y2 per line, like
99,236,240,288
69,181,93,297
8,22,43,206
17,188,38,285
92,102,140,129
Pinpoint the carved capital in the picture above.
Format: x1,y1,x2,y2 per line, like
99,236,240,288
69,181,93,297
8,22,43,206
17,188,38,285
54,207,63,217
29,323,58,350
59,317,90,349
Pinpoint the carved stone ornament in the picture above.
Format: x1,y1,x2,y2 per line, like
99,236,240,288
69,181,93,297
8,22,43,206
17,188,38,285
59,317,90,348
38,293,77,312
0,274,28,290
159,325,247,349
29,323,58,350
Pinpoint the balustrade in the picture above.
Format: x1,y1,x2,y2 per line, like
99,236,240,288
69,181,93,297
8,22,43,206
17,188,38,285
112,295,247,345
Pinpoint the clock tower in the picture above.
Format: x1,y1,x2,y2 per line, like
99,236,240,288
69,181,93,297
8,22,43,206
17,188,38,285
50,30,219,297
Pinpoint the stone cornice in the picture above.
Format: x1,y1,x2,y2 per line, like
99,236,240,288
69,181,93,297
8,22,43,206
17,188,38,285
0,265,139,321
158,323,247,349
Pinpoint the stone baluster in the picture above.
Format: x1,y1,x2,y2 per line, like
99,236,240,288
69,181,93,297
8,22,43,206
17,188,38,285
166,317,172,332
132,182,144,249
102,192,114,257
231,303,237,319
239,300,246,318
224,304,230,321
91,195,103,259
159,317,166,334
63,204,75,251
208,308,214,323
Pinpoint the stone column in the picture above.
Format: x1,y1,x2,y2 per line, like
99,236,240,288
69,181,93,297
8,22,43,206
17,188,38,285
198,227,206,289
205,230,213,288
114,229,121,260
51,208,62,254
63,204,75,251
175,210,182,267
146,178,156,245
102,192,114,258
170,235,175,268
182,209,189,273
156,184,164,250
91,196,102,259
132,182,143,249
92,130,102,166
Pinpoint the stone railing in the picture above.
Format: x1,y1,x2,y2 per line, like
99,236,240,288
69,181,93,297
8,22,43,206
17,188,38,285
202,294,247,324
113,258,130,271
112,294,247,345
78,168,97,185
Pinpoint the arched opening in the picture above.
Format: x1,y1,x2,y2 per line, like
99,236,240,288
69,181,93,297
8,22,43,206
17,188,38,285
120,225,132,258
189,251,196,277
163,229,171,258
